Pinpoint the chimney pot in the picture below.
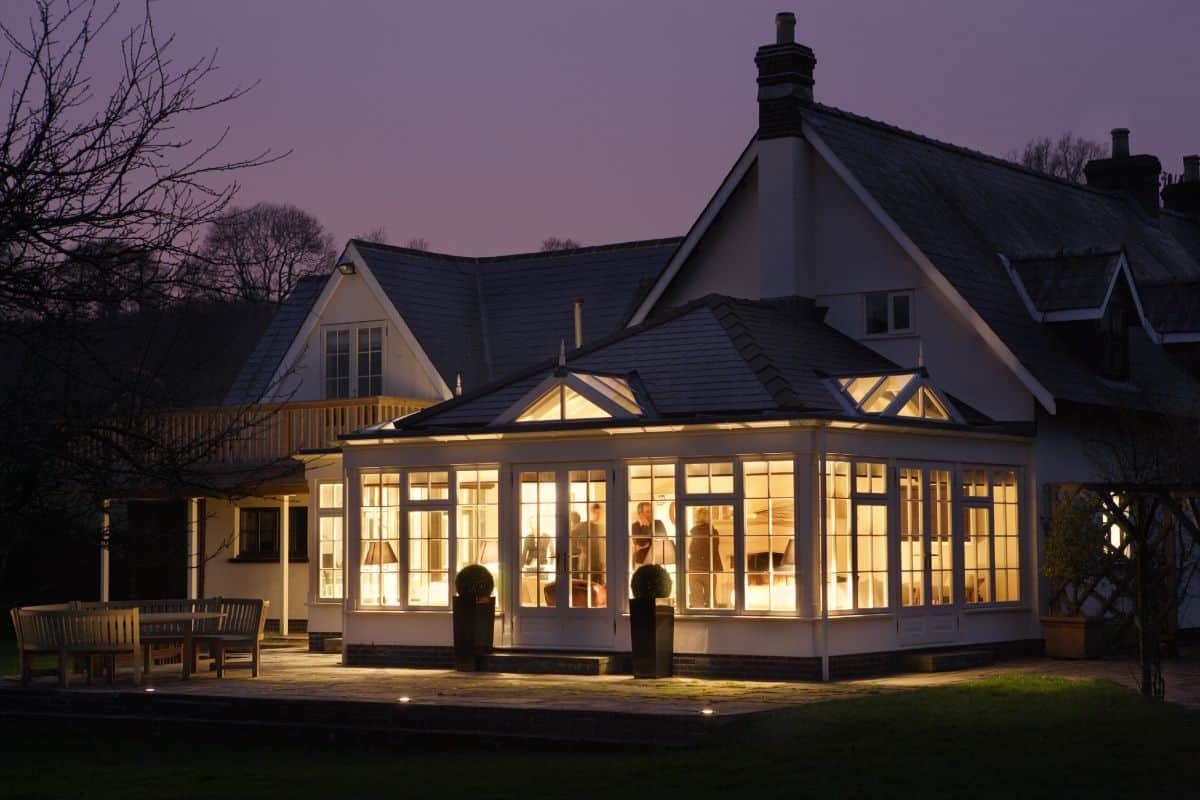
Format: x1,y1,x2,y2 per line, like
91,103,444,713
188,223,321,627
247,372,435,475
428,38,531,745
775,12,796,44
1184,155,1199,183
1111,128,1131,159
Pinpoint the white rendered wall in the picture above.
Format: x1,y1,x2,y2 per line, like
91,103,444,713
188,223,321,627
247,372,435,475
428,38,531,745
202,496,310,624
272,273,444,403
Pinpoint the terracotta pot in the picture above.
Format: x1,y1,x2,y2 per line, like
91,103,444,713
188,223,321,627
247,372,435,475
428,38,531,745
630,597,673,678
1041,615,1106,659
452,595,495,671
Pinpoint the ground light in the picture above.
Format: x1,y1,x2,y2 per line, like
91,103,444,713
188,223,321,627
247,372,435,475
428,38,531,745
398,696,411,703
700,708,714,716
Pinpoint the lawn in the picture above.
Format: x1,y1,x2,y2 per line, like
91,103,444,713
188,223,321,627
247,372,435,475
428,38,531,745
0,666,1196,800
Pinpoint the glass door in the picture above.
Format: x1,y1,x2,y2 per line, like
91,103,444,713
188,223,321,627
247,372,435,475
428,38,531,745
897,465,957,646
514,467,615,649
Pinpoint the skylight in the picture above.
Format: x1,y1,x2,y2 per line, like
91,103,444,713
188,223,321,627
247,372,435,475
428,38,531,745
501,371,643,425
830,371,959,423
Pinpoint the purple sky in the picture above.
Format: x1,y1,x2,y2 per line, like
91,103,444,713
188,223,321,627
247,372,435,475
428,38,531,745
10,1,1200,255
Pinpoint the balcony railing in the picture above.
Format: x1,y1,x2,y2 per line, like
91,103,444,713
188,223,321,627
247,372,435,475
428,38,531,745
145,395,433,466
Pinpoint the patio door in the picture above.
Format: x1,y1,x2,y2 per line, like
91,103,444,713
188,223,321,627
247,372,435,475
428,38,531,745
512,467,616,650
897,466,958,646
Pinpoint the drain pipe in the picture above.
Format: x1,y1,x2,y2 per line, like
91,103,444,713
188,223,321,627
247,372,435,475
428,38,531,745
818,425,830,682
572,299,583,349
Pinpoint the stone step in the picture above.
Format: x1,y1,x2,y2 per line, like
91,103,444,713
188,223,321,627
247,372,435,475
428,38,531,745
321,637,343,653
477,651,631,676
900,648,994,673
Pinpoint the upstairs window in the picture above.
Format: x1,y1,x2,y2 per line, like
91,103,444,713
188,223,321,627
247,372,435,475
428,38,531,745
325,325,385,399
865,291,913,335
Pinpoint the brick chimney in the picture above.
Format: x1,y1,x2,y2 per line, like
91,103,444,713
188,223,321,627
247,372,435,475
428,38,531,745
1084,128,1163,215
1162,155,1200,216
755,12,815,299
755,12,816,139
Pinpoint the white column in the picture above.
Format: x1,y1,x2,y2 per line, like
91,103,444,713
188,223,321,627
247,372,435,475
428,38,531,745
187,497,199,600
280,494,290,636
100,499,111,602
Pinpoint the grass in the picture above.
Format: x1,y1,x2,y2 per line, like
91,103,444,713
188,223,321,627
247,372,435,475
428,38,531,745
1,668,1196,799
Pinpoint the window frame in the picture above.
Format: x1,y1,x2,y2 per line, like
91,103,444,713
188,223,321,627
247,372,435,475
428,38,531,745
823,456,891,614
323,322,386,400
864,290,915,336
315,481,345,602
956,464,1024,608
404,470,454,609
234,505,308,563
677,459,741,615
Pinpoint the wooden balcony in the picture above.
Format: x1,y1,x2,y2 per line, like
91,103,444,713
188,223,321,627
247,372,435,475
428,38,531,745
150,395,434,466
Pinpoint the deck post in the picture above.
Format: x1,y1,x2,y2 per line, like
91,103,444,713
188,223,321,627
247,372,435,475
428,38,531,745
100,499,111,602
280,494,290,636
187,497,199,600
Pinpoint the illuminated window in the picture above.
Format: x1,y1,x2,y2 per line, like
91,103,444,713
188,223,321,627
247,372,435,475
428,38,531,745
744,461,795,611
407,510,449,607
899,468,923,607
519,472,557,608
684,462,734,495
684,504,735,610
457,469,500,581
896,387,951,421
961,467,1021,605
628,463,677,600
317,482,344,600
825,460,888,611
408,471,449,501
568,470,607,609
360,472,401,607
505,371,641,424
928,470,953,605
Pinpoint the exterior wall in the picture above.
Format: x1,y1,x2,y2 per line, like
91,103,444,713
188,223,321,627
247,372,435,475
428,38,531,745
202,495,309,626
653,140,1034,423
658,166,760,309
272,272,444,403
331,422,1037,660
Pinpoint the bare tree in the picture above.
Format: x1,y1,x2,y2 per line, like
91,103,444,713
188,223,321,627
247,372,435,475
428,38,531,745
201,203,336,302
354,226,389,244
403,237,431,251
540,237,582,252
0,0,283,596
1009,132,1107,183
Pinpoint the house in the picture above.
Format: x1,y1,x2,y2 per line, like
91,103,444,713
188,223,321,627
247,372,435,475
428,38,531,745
109,13,1200,677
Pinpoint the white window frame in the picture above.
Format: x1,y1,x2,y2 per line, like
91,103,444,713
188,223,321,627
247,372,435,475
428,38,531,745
404,469,455,610
864,290,914,336
315,481,345,602
677,459,741,615
323,322,386,400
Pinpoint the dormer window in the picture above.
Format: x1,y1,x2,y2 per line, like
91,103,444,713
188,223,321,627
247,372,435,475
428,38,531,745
865,291,913,335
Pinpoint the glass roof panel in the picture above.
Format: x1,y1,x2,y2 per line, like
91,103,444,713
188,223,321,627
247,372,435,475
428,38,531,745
562,385,611,420
861,374,914,414
920,387,951,421
516,386,563,422
843,376,881,405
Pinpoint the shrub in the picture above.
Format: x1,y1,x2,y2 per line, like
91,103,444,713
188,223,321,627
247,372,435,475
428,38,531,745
1042,495,1108,615
630,564,672,600
455,564,495,598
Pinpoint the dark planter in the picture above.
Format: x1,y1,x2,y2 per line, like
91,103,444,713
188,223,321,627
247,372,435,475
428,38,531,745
453,595,495,671
1041,615,1106,659
630,597,674,678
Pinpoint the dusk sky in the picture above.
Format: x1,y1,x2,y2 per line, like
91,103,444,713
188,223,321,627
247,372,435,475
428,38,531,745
17,0,1198,255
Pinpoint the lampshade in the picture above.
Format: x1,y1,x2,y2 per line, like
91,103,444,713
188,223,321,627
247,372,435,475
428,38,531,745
363,541,398,566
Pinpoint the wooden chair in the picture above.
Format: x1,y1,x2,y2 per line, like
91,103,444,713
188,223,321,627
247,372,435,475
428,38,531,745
136,598,198,674
11,606,66,687
210,599,268,678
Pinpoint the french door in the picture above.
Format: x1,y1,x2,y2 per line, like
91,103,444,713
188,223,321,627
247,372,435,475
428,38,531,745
512,466,616,649
896,465,958,646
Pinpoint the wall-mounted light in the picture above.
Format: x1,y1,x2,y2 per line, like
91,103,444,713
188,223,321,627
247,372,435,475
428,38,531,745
337,256,356,275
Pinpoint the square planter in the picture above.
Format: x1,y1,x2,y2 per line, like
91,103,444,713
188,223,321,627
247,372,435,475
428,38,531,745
630,598,674,678
453,595,495,671
1041,615,1106,659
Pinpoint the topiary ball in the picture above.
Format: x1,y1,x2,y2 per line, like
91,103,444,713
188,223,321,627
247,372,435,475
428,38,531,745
630,564,672,600
455,564,495,598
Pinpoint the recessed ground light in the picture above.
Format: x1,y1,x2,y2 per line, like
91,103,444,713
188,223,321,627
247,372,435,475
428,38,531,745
398,696,411,703
144,687,156,693
700,708,715,716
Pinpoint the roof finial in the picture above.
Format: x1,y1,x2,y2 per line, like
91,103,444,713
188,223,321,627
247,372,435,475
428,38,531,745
558,339,566,367
455,373,462,396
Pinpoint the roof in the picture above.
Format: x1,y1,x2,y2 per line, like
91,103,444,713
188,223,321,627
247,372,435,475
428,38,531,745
224,276,326,405
353,238,681,393
1008,249,1123,314
368,294,1007,438
800,103,1200,413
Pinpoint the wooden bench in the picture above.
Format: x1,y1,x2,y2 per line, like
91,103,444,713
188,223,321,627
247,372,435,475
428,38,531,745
204,598,268,678
12,605,142,687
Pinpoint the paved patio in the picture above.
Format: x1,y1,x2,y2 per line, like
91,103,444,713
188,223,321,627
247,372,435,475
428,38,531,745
11,644,1194,714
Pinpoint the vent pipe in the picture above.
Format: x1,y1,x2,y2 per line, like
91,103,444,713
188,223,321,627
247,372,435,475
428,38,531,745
572,298,584,349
